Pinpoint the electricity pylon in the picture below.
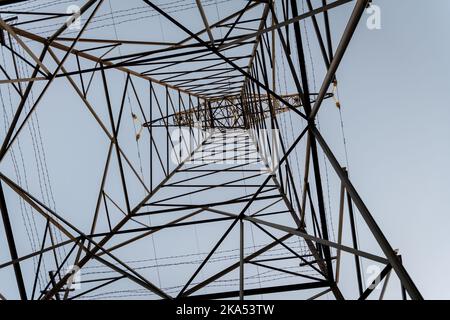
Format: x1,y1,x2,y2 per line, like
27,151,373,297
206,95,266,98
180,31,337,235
0,0,422,300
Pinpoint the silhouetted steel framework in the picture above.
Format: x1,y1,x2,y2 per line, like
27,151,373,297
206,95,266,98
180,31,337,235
0,0,423,300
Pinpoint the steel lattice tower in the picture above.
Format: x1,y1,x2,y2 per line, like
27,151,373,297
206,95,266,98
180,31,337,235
0,0,422,300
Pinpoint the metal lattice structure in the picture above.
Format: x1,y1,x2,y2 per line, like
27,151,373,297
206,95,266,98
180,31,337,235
0,0,423,300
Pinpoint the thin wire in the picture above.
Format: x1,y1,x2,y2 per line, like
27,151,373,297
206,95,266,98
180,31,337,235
334,74,366,286
81,240,310,272
79,265,316,299
108,0,162,288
